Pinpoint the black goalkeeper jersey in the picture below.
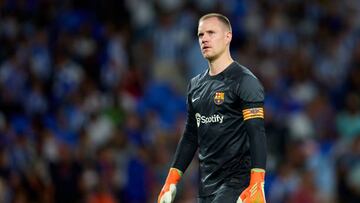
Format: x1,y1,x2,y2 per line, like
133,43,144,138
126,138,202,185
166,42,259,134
172,61,265,196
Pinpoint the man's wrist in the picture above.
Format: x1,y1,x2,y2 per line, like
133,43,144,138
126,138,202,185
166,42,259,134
251,168,265,173
165,168,182,185
250,168,265,184
171,168,183,176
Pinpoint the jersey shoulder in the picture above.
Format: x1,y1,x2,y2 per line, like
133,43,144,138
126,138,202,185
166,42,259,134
188,70,208,92
224,62,258,82
225,62,264,102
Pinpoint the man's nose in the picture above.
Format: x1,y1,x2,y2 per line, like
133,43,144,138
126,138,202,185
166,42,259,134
201,34,209,43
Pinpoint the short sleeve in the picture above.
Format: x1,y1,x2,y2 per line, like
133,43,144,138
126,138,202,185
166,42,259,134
237,74,264,109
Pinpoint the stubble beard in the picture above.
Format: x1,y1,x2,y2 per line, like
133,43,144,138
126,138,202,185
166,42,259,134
203,51,220,62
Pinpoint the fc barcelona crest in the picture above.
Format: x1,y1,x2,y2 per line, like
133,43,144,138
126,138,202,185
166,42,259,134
214,91,224,105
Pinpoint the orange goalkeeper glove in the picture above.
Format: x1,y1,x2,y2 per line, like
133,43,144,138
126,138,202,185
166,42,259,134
237,168,266,203
158,168,182,203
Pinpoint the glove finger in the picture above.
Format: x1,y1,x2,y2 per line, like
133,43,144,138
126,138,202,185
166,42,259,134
236,196,243,203
159,184,177,203
163,191,172,203
239,189,248,200
158,192,164,203
170,184,177,200
159,194,165,203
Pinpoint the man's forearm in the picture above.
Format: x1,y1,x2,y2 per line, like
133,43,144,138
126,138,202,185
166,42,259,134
171,131,198,173
245,118,267,169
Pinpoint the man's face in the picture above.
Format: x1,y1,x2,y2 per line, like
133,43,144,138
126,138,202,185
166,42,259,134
198,17,231,61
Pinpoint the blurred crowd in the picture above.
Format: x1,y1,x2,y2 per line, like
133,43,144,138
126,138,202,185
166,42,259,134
1,0,360,203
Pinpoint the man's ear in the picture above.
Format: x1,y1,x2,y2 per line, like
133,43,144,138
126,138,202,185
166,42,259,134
225,31,232,44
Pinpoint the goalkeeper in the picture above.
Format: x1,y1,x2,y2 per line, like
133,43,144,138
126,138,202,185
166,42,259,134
158,13,267,203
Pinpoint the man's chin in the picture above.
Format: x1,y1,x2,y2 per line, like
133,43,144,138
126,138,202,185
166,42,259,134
202,53,212,59
203,55,215,61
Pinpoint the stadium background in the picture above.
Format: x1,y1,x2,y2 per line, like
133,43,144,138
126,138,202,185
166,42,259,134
1,0,360,202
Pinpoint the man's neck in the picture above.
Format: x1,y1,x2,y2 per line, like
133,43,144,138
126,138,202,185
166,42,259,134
208,55,234,76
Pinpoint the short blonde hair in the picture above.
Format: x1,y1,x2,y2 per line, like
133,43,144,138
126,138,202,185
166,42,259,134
199,13,232,32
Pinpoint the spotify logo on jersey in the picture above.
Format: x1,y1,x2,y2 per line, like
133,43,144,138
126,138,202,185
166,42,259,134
195,113,224,127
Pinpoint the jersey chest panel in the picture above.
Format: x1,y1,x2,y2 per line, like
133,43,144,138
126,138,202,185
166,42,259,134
191,80,240,116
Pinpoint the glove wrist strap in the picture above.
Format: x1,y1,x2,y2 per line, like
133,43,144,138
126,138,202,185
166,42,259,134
250,168,265,184
165,168,182,185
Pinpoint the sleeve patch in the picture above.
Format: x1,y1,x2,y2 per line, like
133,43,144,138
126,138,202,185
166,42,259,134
242,107,264,120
